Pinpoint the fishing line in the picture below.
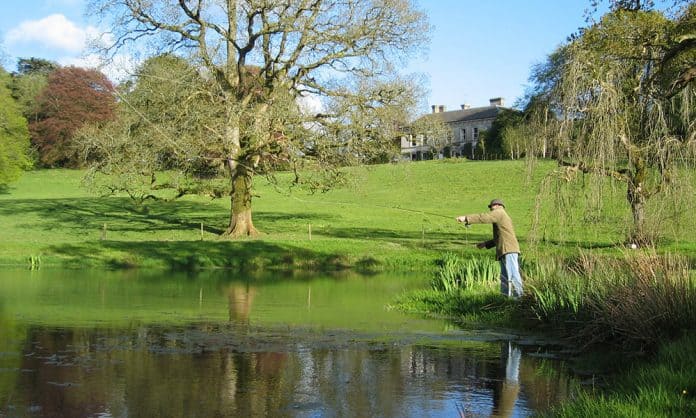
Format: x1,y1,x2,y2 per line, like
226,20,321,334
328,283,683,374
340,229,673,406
286,194,455,219
283,194,478,247
285,194,472,234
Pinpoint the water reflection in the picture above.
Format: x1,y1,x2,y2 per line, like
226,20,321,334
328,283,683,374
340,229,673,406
0,269,577,417
1,325,575,417
227,284,257,324
489,342,522,417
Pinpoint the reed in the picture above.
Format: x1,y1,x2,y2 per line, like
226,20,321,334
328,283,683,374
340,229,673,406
431,252,499,292
391,253,510,322
523,250,696,351
28,255,41,270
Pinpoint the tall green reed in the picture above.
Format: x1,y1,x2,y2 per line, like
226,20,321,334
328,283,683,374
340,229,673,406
431,252,499,292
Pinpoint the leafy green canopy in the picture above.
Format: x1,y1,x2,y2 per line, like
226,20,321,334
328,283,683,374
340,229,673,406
0,67,31,186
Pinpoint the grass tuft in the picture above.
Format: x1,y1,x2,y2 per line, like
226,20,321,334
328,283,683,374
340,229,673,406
521,250,696,351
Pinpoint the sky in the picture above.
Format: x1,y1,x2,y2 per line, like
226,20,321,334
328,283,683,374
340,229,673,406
0,0,595,112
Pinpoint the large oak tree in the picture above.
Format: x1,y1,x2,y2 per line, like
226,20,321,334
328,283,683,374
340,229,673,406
85,0,429,237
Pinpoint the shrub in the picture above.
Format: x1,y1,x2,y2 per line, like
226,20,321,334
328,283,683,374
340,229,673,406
581,252,696,351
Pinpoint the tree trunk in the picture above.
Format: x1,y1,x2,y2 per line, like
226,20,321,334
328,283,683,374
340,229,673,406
225,163,258,237
627,161,648,244
222,111,258,238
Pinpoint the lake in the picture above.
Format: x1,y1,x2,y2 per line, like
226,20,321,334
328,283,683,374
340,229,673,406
0,269,577,417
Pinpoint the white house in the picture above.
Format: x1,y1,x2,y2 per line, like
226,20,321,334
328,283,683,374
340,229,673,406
400,97,508,160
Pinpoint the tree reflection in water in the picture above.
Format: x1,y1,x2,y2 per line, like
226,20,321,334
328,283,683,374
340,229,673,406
1,272,577,417
227,284,257,324
3,325,576,417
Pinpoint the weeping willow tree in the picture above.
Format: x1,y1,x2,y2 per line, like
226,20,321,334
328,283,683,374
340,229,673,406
524,4,696,244
83,0,429,237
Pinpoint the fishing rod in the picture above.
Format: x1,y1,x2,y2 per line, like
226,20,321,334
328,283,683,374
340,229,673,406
389,205,454,219
288,195,471,230
390,205,471,229
288,195,473,243
390,205,474,252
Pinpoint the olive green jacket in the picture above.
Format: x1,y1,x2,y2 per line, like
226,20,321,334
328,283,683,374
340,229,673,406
465,207,520,260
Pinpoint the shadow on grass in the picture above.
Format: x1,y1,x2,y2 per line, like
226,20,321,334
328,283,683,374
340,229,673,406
0,196,336,236
312,226,492,250
2,194,485,249
2,195,617,271
1,197,223,232
47,239,368,272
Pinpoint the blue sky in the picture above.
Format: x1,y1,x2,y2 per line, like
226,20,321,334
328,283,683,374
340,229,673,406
1,0,593,111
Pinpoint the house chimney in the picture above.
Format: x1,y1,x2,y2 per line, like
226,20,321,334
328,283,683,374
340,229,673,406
489,97,504,107
438,105,446,113
461,104,471,110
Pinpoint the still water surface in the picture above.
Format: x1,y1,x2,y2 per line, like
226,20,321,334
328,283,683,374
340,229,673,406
0,269,577,417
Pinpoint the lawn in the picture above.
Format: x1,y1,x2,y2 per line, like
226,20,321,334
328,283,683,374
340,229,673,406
1,159,694,270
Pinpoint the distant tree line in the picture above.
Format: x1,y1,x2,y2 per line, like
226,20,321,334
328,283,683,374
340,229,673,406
0,57,117,183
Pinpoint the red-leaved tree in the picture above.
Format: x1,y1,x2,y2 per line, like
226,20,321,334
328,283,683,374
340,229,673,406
30,66,116,167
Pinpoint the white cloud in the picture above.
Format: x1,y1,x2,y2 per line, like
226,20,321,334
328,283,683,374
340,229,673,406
62,52,140,83
5,14,97,53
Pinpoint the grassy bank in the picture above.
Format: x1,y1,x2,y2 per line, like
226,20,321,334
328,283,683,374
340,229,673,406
1,163,484,270
394,250,696,417
543,332,696,417
2,160,694,271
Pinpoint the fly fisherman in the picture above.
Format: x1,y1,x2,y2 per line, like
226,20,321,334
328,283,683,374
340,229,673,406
456,199,523,298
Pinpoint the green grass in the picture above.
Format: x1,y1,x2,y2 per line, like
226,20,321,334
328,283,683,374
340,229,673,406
3,160,693,270
391,287,517,326
541,332,696,418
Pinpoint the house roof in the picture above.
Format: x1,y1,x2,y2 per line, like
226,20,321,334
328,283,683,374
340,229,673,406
434,105,505,124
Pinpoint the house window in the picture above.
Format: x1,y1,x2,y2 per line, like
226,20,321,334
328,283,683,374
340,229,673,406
460,128,466,142
473,127,479,141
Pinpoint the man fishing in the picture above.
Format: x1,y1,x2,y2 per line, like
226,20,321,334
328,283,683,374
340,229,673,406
456,199,523,298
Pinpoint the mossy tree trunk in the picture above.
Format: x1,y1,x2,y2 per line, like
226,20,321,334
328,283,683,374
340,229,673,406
627,156,648,244
225,160,258,237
